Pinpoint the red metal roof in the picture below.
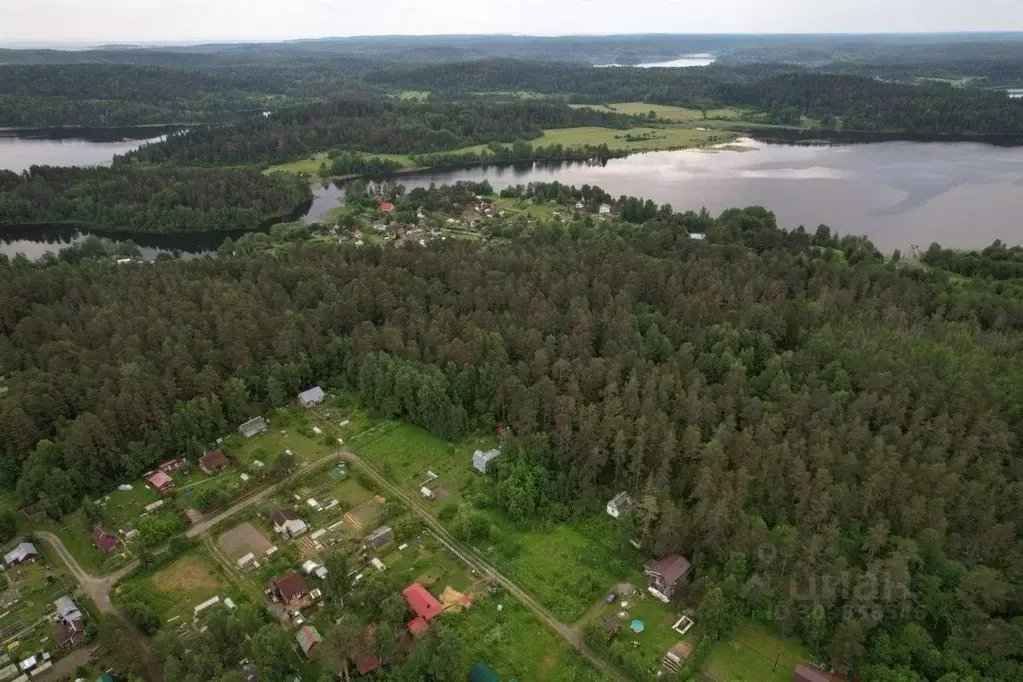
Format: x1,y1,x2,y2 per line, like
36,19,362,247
90,526,118,552
379,201,394,212
402,583,443,622
147,471,173,490
407,616,429,637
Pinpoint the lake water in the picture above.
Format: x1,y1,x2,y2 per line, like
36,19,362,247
6,136,1023,259
596,54,716,68
0,126,180,173
362,138,1023,253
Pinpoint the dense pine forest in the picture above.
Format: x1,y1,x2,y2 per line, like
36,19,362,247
0,166,311,232
1,192,1021,680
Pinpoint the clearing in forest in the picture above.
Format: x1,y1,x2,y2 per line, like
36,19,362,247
153,555,225,593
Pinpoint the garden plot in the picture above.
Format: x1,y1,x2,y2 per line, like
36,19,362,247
217,522,273,561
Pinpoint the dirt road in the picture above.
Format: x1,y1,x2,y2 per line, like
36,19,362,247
35,532,136,613
343,450,630,682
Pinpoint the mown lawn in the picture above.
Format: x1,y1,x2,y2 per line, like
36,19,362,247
703,623,814,682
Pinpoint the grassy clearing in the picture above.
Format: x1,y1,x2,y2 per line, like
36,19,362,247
594,102,745,121
703,623,814,682
94,483,159,531
454,594,606,682
478,515,640,622
532,125,735,151
377,534,476,593
118,551,231,624
347,421,497,511
265,151,417,176
396,90,431,101
265,152,330,175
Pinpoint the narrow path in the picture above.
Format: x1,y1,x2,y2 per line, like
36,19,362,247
343,450,631,682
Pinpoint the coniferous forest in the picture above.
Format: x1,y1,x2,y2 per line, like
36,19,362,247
0,166,311,232
1,199,1022,681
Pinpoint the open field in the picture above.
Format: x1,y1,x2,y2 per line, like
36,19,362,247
571,102,746,121
533,125,734,151
703,623,814,682
152,555,224,593
117,552,230,625
266,151,416,175
396,90,431,101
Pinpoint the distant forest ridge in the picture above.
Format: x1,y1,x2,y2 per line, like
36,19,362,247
4,32,1023,67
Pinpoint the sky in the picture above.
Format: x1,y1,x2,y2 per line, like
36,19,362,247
2,0,1023,45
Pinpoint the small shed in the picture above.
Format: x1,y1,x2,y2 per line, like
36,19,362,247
365,525,393,549
297,386,325,409
193,596,221,616
238,416,268,438
370,557,386,572
236,553,255,569
472,449,502,474
606,491,633,519
295,626,322,658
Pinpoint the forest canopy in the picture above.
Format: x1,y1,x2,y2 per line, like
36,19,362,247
118,98,640,166
0,166,311,232
1,186,1021,680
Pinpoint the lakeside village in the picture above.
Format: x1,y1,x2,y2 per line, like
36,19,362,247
2,382,833,682
313,180,708,249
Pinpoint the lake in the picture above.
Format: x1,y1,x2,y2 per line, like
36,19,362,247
6,136,1023,259
0,126,179,173
361,138,1023,253
595,54,716,68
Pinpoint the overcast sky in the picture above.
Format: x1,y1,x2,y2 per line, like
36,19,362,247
2,0,1023,45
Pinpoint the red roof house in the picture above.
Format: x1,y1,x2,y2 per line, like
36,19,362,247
402,583,443,622
407,616,429,638
356,624,379,675
146,471,174,494
90,526,119,553
198,448,230,475
379,201,395,213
